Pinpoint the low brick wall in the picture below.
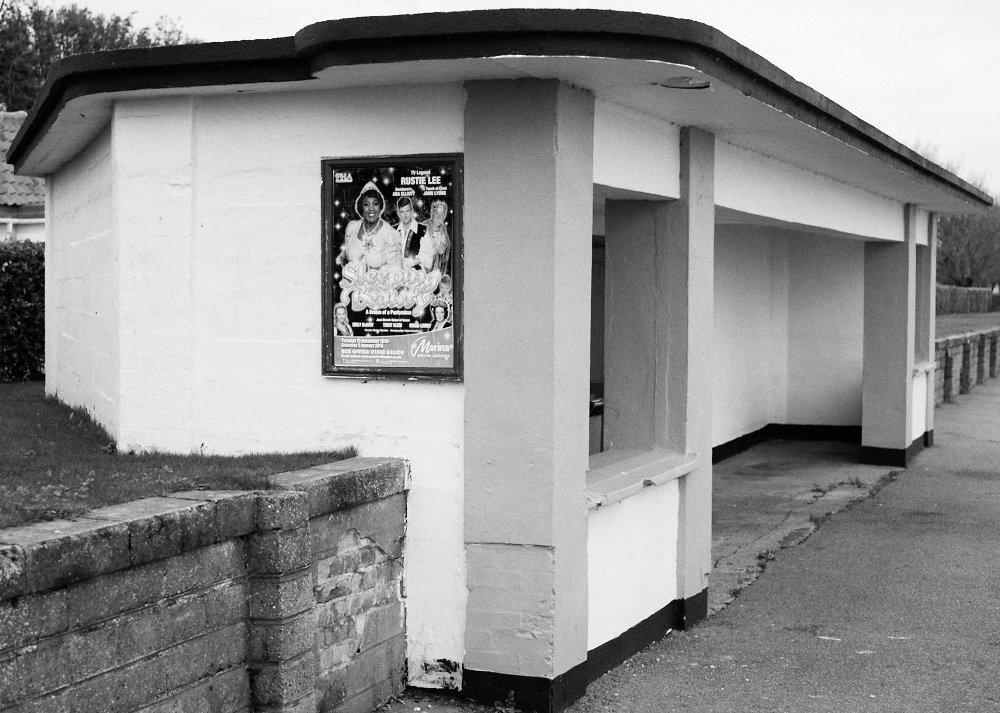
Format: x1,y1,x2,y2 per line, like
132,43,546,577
935,328,1000,405
0,457,407,713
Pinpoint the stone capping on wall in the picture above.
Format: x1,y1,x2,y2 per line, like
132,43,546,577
0,457,407,600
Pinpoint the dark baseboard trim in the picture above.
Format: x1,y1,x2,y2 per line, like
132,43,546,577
462,663,588,713
463,588,709,713
713,423,862,464
677,589,708,630
860,432,929,467
712,427,769,463
586,599,680,682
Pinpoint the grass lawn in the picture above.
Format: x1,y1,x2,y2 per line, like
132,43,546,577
0,381,355,530
935,311,1000,339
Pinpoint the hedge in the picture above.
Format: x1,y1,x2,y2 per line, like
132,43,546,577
936,284,1000,315
0,239,44,381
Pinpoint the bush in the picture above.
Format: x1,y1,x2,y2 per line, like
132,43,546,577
0,239,44,381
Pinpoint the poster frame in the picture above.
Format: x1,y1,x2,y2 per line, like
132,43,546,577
321,153,464,380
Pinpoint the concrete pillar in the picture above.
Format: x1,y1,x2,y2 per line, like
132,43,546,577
664,127,715,625
862,204,918,465
977,336,987,385
917,214,937,443
990,333,998,378
462,79,593,712
960,341,972,393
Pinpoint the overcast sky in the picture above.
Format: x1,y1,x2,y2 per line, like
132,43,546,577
56,0,1000,197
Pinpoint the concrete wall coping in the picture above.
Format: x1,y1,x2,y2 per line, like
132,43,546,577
585,448,698,510
936,328,1000,349
0,456,407,600
266,456,408,519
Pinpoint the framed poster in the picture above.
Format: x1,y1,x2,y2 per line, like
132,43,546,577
322,154,462,379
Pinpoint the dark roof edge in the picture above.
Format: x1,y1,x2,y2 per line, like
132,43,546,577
8,9,992,207
7,37,305,170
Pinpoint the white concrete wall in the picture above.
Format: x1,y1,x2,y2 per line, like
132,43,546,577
593,99,679,199
115,98,197,450
101,86,467,687
713,225,787,444
586,481,679,650
713,226,865,445
786,236,864,425
716,140,903,242
46,126,118,430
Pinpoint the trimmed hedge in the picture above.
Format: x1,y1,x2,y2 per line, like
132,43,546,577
937,284,1000,315
0,239,44,381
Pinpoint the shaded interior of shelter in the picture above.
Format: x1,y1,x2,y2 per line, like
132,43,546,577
586,190,913,465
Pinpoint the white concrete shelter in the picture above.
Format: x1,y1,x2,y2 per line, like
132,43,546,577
9,10,992,712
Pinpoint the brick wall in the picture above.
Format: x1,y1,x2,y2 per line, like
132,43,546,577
0,457,407,713
934,328,1000,406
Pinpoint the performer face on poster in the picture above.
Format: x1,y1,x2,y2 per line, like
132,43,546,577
429,200,447,227
361,193,383,226
398,201,414,229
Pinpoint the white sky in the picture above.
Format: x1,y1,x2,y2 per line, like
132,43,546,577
55,0,1000,196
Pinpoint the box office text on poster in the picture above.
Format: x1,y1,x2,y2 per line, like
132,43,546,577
322,155,462,378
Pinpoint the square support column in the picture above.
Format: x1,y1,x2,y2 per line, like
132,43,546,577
462,79,594,713
664,127,715,626
862,204,920,465
917,213,937,445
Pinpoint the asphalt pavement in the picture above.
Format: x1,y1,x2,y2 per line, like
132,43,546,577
569,379,1000,713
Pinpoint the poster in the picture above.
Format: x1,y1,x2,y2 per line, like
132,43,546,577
322,155,461,378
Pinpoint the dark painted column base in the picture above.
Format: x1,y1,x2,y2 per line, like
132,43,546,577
860,430,933,467
462,589,709,713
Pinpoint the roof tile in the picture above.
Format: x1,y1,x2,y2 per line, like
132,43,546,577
1,112,45,207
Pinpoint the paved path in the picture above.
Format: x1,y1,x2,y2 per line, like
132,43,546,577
568,380,1000,712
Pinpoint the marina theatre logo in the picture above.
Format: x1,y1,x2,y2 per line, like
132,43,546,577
410,334,451,358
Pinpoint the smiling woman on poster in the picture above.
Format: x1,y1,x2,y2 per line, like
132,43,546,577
343,180,401,271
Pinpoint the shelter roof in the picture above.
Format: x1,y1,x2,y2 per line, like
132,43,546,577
1,112,45,207
6,9,992,213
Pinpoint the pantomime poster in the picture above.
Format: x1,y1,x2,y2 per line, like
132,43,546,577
323,155,461,378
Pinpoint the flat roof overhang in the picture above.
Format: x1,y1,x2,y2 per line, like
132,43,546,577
8,9,992,214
